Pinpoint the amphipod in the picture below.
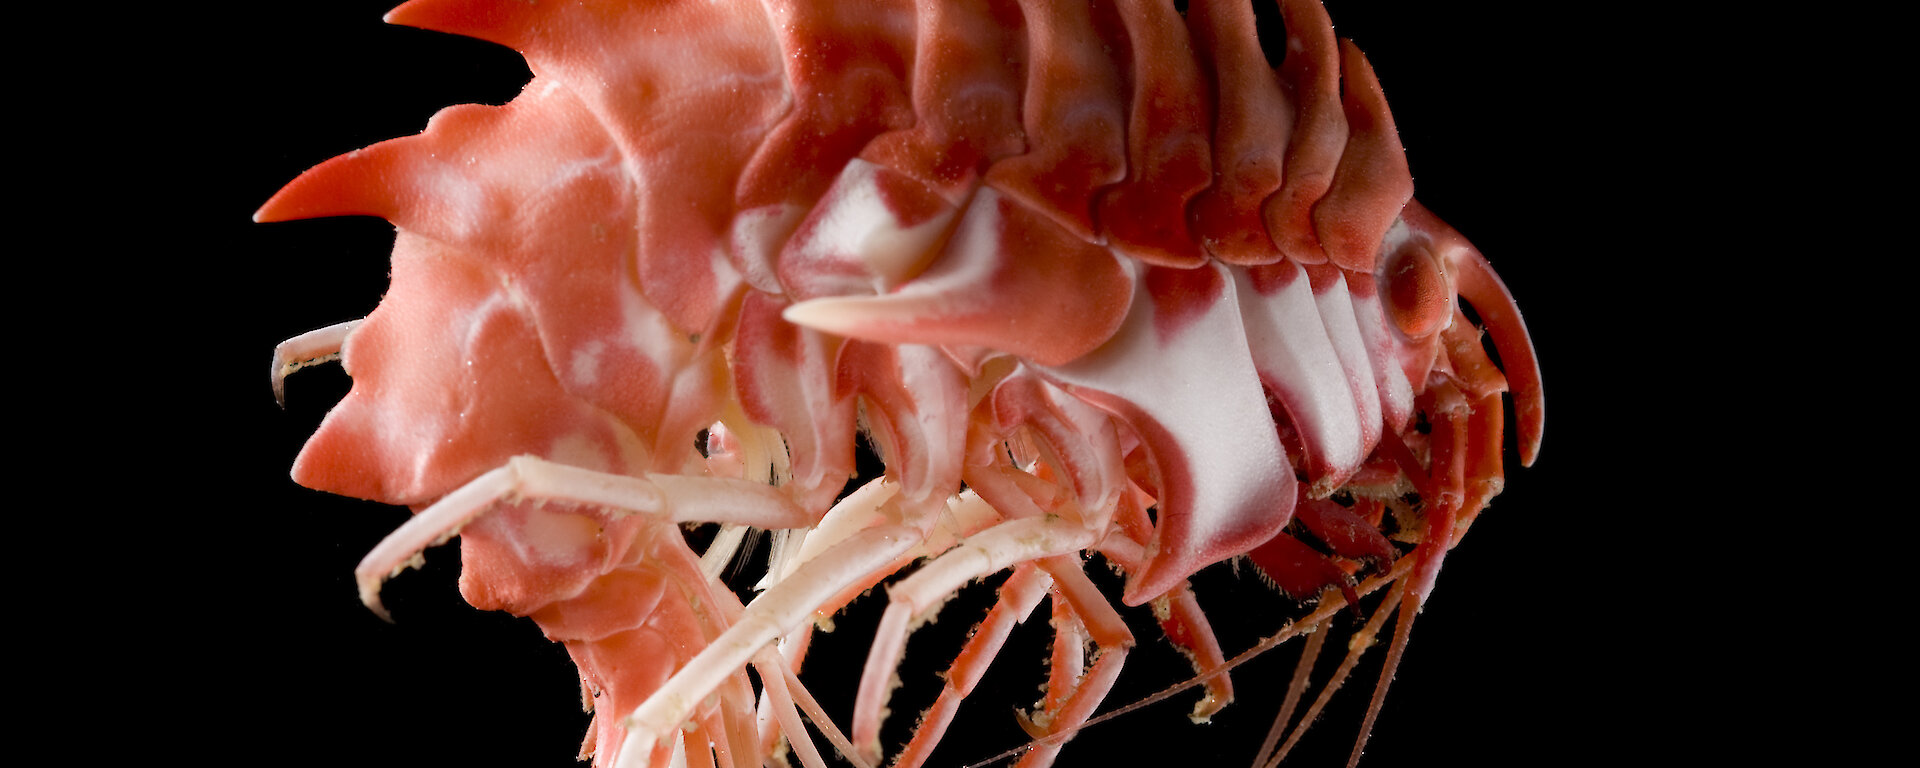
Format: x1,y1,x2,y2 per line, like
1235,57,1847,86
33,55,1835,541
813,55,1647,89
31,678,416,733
263,1,1542,767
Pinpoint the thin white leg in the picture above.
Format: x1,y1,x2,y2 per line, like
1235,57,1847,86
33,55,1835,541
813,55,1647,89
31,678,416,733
271,319,360,405
354,455,811,619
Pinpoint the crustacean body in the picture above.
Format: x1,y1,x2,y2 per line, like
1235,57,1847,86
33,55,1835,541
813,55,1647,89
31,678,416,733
263,1,1543,766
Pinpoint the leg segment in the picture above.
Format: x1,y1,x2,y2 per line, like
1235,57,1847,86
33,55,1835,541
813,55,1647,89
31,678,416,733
353,455,810,619
615,525,924,768
271,319,360,405
1012,559,1134,768
892,564,1054,768
849,517,1104,763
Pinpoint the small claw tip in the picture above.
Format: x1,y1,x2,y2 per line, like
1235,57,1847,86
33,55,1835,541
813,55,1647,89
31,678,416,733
1520,433,1541,467
358,581,394,623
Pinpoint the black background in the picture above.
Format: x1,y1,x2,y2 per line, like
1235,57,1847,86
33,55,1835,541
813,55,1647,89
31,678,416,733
141,1,1730,766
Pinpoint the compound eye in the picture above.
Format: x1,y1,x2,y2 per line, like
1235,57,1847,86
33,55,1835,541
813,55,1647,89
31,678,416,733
1381,240,1450,338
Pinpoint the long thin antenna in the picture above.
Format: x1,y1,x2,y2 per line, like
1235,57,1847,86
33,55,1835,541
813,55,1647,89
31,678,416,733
1251,600,1331,768
1266,581,1407,768
1345,595,1421,768
958,557,1416,768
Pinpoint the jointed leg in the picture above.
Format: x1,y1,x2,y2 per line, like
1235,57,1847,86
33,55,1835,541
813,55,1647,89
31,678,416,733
353,455,810,619
1011,555,1134,768
615,524,924,768
271,319,361,406
1097,533,1235,722
849,516,1103,763
892,564,1054,768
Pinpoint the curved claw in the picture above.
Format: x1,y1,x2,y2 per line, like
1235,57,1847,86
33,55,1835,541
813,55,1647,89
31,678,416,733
270,320,360,407
353,457,807,622
353,464,521,622
1404,200,1544,466
1451,254,1544,466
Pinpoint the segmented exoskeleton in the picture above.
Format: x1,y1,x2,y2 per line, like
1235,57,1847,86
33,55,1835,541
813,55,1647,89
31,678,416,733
264,1,1543,767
